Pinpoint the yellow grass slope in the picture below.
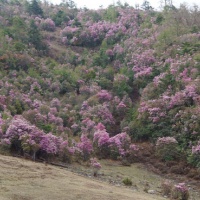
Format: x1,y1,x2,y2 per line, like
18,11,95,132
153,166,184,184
0,155,167,200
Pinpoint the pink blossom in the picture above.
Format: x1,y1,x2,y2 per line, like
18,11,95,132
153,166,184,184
94,123,105,131
97,90,112,101
174,183,188,193
129,144,139,151
40,133,61,154
93,129,110,147
77,134,93,156
90,157,101,169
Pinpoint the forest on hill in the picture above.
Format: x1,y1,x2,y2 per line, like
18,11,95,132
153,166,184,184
0,0,200,183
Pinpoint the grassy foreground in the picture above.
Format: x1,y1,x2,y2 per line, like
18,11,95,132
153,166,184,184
0,155,167,200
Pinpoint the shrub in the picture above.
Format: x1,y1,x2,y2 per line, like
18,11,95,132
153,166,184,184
188,141,200,168
156,137,180,162
161,181,189,200
53,10,70,26
171,183,189,200
40,18,56,32
127,144,139,162
161,180,173,196
122,177,132,186
109,132,131,159
76,134,93,161
93,128,110,158
90,157,101,176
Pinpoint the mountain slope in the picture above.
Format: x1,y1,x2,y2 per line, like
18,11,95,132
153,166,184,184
0,155,167,200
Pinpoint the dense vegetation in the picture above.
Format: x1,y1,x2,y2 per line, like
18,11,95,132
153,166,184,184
0,0,200,169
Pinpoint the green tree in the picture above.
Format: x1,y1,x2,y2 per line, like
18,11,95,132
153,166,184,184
103,5,119,22
28,20,47,51
67,0,76,9
53,10,70,26
27,0,43,16
141,1,153,11
60,0,76,9
11,16,28,42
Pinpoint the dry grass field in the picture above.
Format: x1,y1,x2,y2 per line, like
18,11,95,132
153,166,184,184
0,155,168,200
0,155,200,200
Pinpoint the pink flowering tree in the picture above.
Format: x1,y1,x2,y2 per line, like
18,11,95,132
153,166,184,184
2,115,45,158
0,95,7,111
60,26,80,42
59,140,75,163
76,134,93,161
40,133,62,155
96,90,112,102
81,118,95,135
20,132,42,160
1,115,70,161
80,102,115,130
78,20,127,47
93,123,110,158
50,98,61,111
40,18,56,31
108,132,131,160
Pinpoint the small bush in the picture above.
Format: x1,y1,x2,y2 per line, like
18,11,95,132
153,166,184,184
40,18,56,32
161,180,172,196
170,165,185,175
156,137,180,162
188,141,200,168
161,181,189,200
121,159,131,166
171,183,189,200
90,157,101,177
122,177,132,186
187,169,199,179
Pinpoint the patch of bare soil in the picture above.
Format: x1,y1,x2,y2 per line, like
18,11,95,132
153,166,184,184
0,155,167,200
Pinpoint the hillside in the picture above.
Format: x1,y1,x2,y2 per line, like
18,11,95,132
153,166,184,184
0,1,200,199
1,154,200,200
0,154,168,200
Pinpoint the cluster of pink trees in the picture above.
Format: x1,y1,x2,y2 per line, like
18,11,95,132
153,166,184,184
60,6,141,47
137,55,200,141
0,0,200,169
0,116,138,162
1,115,71,160
93,123,138,159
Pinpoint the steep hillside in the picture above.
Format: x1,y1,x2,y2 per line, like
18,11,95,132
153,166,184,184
0,0,200,186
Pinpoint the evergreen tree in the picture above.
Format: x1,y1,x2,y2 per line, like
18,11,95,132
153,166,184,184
61,0,76,9
28,20,47,51
53,10,70,26
67,0,76,9
27,0,43,16
141,1,153,11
